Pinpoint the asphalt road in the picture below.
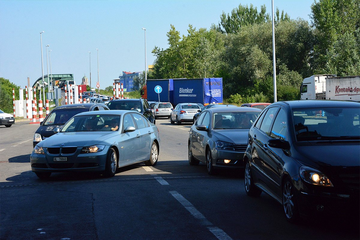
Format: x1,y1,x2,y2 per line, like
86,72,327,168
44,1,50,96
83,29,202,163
0,119,359,240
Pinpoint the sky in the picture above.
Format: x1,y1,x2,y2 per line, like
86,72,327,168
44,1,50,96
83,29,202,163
0,0,315,90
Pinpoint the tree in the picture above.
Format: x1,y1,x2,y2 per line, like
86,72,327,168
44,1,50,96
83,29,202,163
216,4,290,34
311,0,360,71
0,78,20,113
323,31,360,76
132,72,146,91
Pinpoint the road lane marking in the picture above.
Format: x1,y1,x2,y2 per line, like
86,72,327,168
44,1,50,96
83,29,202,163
169,191,233,240
208,227,233,240
170,191,212,225
142,166,153,172
12,139,32,147
154,176,169,185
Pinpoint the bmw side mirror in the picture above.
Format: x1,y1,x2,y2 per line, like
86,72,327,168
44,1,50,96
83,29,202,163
124,126,136,133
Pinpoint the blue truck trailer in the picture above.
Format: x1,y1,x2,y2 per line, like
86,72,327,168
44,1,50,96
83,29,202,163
146,78,223,106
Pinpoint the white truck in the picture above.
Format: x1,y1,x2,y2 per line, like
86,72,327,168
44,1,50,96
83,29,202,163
300,75,360,101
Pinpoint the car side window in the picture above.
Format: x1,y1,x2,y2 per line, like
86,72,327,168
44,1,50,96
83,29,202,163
123,113,135,131
259,107,279,135
254,109,267,129
270,109,288,141
201,112,210,127
132,113,146,129
196,111,206,126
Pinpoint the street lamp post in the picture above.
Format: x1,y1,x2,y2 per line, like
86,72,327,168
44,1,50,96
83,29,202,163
272,0,277,102
46,44,50,94
89,51,92,89
142,28,147,84
96,48,99,92
40,31,45,103
49,49,52,92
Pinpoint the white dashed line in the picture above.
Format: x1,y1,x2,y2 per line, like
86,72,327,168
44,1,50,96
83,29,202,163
12,139,31,147
154,176,169,185
169,191,233,240
208,227,233,240
170,191,212,226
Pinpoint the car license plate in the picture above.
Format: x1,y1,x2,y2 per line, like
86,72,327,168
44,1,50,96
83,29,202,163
54,157,67,162
9,120,14,122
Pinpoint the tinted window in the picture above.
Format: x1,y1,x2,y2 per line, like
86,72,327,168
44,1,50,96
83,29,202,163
259,107,279,135
182,104,200,109
254,109,267,129
44,108,87,125
132,113,147,129
200,112,210,127
271,109,288,140
293,107,360,141
158,103,172,108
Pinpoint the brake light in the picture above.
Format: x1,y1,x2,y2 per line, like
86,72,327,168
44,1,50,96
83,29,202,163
180,110,186,114
156,108,159,112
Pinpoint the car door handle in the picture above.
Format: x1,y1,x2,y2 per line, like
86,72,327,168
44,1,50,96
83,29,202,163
263,144,268,150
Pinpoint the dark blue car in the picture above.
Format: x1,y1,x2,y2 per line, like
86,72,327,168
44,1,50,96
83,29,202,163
243,100,360,223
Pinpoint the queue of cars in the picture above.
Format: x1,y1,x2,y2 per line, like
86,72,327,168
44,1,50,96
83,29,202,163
29,98,360,224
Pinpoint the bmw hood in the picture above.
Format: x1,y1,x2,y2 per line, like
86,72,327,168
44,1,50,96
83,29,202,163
213,129,249,144
38,132,114,147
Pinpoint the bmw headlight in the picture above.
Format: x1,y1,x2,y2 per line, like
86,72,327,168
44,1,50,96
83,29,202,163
33,145,45,155
81,145,106,153
216,140,235,150
34,133,42,143
300,166,333,187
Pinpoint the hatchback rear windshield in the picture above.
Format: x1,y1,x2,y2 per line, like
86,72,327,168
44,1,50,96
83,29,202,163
108,101,142,111
181,105,200,109
158,103,172,108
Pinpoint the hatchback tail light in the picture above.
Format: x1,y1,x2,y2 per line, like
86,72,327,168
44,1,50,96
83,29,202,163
156,109,159,112
180,110,186,114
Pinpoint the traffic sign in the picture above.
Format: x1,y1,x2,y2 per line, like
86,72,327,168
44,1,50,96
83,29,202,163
154,85,162,94
96,82,100,88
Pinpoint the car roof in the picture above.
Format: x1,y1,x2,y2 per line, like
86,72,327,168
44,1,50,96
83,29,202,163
74,110,137,116
51,103,103,110
207,107,261,113
110,99,142,102
241,102,270,106
273,100,360,108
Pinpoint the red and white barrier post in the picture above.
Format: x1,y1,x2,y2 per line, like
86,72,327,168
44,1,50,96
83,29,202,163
12,88,16,117
38,100,44,122
45,99,50,116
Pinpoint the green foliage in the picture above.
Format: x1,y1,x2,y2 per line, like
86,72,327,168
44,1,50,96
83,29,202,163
241,92,269,104
323,31,360,76
227,93,243,104
0,78,20,113
311,0,360,72
132,72,146,91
